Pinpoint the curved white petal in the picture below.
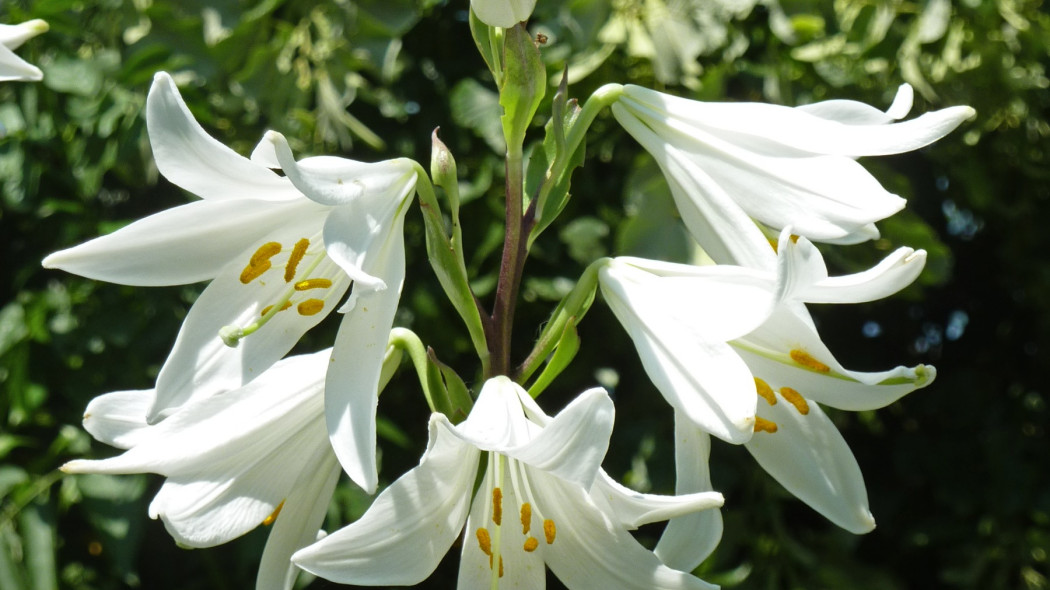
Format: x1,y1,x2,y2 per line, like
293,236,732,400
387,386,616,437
801,248,927,303
613,102,775,269
151,225,349,420
796,84,913,124
456,381,615,489
293,416,478,585
66,350,332,547
600,262,762,443
256,451,342,590
0,20,48,50
747,396,875,533
147,73,295,202
525,470,719,590
80,389,154,450
655,414,723,571
471,0,537,27
734,306,936,411
594,470,722,529
0,43,41,82
42,198,315,286
322,217,407,493
622,84,974,157
265,131,417,208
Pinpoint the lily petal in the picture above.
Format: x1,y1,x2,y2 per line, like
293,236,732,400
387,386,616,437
256,451,342,590
0,43,41,81
802,248,927,304
322,211,407,493
80,389,154,450
593,470,723,529
734,306,936,411
655,413,723,571
471,0,537,28
747,398,875,533
292,416,478,585
527,470,720,590
42,198,317,286
457,380,615,489
147,73,294,202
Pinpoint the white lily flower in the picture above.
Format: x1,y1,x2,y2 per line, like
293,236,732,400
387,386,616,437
61,349,342,590
601,231,935,532
43,72,416,492
0,19,47,82
612,83,975,269
471,0,536,28
293,376,723,590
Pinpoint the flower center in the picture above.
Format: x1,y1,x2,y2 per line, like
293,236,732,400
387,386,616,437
219,237,343,347
474,453,556,587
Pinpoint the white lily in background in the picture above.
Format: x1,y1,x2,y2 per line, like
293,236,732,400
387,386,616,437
293,376,724,590
471,0,536,28
43,72,417,491
601,231,936,533
0,19,47,82
612,83,975,270
61,349,342,590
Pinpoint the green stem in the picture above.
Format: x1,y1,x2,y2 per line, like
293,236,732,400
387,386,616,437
488,143,526,378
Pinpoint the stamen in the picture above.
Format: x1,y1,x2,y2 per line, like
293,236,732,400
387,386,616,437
294,278,333,291
297,299,324,316
779,387,810,415
492,488,503,526
789,234,800,243
790,349,831,373
240,260,271,284
284,238,310,282
262,500,285,526
523,537,539,552
755,377,776,406
498,556,504,578
520,503,531,534
240,242,282,284
754,417,778,433
543,519,556,544
768,237,779,252
260,301,292,316
476,528,492,556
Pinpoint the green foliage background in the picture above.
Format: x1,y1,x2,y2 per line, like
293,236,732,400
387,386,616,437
1,0,1048,588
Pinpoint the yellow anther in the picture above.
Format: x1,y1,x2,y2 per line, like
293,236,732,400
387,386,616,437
294,278,333,291
297,299,324,316
250,242,282,265
768,238,779,252
779,387,810,415
260,301,292,316
754,417,779,433
498,556,504,577
475,528,492,556
262,500,285,526
520,503,532,534
284,238,310,282
523,537,539,552
789,234,800,244
755,378,776,406
240,260,271,284
790,349,831,373
543,519,556,544
492,487,503,526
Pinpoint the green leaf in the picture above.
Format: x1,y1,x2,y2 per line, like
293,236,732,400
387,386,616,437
499,24,546,149
449,78,505,153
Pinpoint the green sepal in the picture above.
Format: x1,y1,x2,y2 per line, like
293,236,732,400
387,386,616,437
426,348,474,424
412,166,490,374
526,319,581,398
500,23,546,150
518,260,602,389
